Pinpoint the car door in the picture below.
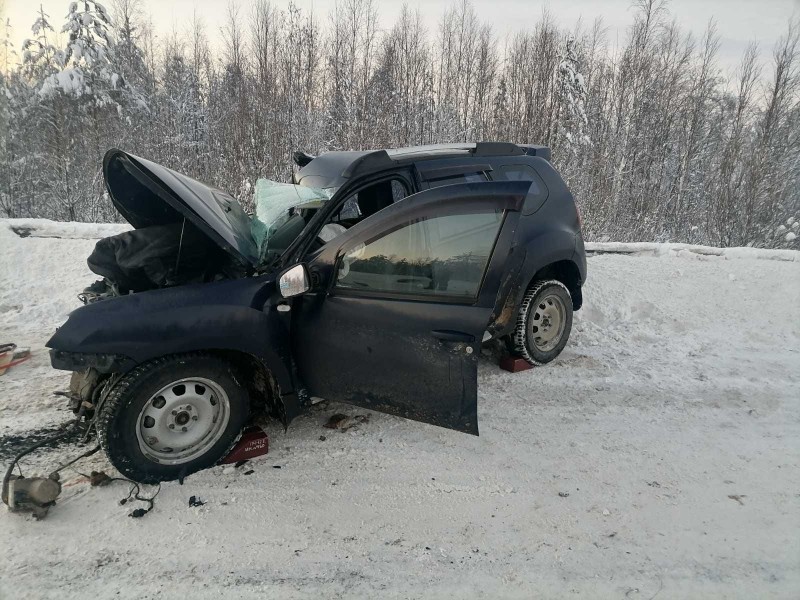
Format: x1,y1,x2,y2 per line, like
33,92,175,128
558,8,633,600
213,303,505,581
290,181,530,435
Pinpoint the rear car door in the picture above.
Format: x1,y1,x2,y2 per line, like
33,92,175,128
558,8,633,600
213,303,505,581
291,181,531,434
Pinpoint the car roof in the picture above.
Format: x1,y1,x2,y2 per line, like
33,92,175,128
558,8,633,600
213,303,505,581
294,142,550,190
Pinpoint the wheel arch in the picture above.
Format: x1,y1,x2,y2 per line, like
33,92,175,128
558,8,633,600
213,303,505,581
489,250,583,339
527,259,583,310
210,349,288,426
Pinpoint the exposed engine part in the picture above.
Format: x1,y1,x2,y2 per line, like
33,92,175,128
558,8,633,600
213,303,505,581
2,474,61,519
2,385,163,520
69,368,103,413
79,278,120,304
2,403,88,519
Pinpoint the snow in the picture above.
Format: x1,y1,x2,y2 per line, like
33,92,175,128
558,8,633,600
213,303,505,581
40,67,86,97
1,219,799,598
585,241,799,262
2,218,129,240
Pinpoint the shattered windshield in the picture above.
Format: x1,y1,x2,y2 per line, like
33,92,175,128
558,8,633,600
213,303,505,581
251,179,335,263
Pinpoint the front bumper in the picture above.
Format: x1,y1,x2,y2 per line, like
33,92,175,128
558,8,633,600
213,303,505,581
50,349,135,373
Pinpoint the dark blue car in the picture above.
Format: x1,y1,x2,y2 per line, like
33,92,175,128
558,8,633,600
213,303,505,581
48,142,587,483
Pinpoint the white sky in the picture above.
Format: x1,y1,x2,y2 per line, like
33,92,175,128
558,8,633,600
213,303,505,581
3,0,799,77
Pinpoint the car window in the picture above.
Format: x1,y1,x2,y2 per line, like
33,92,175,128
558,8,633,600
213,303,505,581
333,178,410,222
336,211,504,299
497,164,545,195
252,179,334,262
427,172,489,188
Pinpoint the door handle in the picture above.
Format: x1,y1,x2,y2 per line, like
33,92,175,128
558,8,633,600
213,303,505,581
431,330,475,343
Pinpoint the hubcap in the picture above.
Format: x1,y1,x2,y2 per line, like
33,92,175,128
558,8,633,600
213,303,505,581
528,293,567,352
136,377,230,465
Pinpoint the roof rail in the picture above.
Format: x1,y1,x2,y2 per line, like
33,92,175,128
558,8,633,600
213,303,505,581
473,142,525,157
341,150,393,178
517,144,551,161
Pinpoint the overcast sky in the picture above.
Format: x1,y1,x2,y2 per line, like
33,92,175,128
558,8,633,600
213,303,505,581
3,0,799,76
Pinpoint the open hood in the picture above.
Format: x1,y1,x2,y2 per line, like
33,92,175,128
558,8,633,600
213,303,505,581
103,149,259,267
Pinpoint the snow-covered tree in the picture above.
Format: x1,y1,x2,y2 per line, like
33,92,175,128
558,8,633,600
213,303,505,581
0,0,796,249
40,0,121,104
110,0,148,93
21,5,62,81
554,36,590,158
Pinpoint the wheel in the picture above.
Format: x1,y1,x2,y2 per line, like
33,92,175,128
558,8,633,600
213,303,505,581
97,353,249,483
511,279,573,365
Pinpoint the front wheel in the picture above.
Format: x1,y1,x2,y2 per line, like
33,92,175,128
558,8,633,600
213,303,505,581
511,280,573,365
97,354,250,483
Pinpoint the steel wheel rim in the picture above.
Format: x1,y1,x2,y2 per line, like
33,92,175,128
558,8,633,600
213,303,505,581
135,377,230,465
528,293,567,352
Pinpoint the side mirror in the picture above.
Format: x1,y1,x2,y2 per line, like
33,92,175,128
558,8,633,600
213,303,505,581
278,264,309,298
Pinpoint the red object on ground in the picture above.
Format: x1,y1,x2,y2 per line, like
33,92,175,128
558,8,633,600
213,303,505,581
499,356,534,373
220,426,269,464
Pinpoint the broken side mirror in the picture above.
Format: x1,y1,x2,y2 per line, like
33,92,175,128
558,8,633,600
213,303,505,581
278,264,310,298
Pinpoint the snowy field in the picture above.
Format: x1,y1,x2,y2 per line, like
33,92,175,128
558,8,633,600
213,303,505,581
1,218,799,599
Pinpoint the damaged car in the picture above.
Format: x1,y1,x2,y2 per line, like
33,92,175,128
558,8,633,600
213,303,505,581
47,142,587,483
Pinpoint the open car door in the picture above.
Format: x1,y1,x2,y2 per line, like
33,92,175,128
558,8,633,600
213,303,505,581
291,181,531,434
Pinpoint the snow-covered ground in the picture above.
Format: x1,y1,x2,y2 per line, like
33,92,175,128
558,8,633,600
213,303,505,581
1,219,799,599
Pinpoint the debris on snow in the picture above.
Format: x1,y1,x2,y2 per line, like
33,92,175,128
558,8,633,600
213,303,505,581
89,471,111,486
324,413,370,431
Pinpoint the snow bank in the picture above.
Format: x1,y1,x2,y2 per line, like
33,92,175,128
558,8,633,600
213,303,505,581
2,218,130,240
4,219,798,263
585,241,799,262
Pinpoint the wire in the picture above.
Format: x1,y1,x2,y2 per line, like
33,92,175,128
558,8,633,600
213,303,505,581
51,445,100,476
3,404,87,493
3,402,161,518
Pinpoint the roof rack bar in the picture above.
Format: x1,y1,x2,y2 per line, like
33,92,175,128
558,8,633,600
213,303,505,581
473,142,525,157
341,150,393,178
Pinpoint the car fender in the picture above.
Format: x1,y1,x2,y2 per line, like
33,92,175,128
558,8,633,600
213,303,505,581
490,228,580,336
47,277,300,422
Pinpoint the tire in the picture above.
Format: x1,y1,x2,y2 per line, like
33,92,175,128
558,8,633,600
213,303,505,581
511,279,573,365
97,353,250,483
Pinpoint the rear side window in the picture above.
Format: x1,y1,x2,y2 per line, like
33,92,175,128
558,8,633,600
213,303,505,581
498,165,544,193
336,211,504,300
497,164,548,214
427,171,489,188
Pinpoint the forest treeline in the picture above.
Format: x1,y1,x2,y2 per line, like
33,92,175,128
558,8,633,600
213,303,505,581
1,0,798,247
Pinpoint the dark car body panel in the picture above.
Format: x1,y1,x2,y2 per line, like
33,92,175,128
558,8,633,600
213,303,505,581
47,274,302,422
104,149,260,267
290,182,527,434
49,142,585,436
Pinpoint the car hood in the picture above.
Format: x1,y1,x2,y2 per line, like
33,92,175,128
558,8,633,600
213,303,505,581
103,149,259,267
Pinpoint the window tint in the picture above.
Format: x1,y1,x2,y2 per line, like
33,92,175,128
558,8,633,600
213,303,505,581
498,164,544,194
427,171,489,188
336,211,504,299
333,178,409,221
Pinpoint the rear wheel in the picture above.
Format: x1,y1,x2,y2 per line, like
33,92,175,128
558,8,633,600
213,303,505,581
97,354,249,483
511,280,573,365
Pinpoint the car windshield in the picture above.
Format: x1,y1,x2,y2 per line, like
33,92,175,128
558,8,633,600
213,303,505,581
251,179,335,264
